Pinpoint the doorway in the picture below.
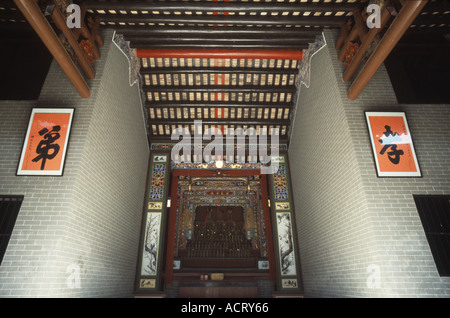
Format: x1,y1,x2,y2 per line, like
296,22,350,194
164,169,276,296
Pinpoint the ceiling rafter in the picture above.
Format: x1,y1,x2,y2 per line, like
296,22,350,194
2,0,448,149
82,0,363,147
80,0,450,148
84,1,357,13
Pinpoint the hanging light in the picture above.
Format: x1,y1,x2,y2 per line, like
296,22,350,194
215,160,224,169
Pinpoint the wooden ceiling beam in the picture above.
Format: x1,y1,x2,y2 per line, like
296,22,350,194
136,48,303,60
143,85,296,93
348,0,430,100
420,0,450,12
126,35,314,43
0,9,27,22
131,42,309,50
147,119,290,126
129,39,311,49
411,14,450,26
0,21,33,31
13,0,90,98
50,6,95,80
343,5,393,82
352,7,369,43
123,34,315,42
404,25,450,34
145,101,295,109
96,14,345,26
114,26,324,37
85,1,355,13
148,136,290,144
140,67,299,75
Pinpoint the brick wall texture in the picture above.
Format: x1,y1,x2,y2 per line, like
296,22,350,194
0,30,149,297
289,30,450,297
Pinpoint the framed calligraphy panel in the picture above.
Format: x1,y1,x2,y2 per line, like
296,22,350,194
17,108,74,176
365,111,421,177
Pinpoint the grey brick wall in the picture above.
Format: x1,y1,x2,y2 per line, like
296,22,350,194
0,30,149,297
289,30,450,297
289,35,381,297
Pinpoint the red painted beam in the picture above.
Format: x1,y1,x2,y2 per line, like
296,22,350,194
137,49,303,60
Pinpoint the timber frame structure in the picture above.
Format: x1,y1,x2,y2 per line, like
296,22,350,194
3,0,449,298
4,0,447,146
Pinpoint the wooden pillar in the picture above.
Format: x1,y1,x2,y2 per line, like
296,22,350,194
164,170,180,287
50,7,95,80
343,5,392,82
260,174,277,283
347,0,429,100
14,0,90,98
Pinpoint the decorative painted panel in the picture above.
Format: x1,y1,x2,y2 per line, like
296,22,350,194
273,164,288,200
135,149,302,295
140,212,162,276
135,153,170,293
149,164,166,200
270,153,302,293
173,176,269,264
276,212,297,276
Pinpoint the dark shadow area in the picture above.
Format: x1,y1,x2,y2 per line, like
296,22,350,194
385,30,450,104
0,23,53,100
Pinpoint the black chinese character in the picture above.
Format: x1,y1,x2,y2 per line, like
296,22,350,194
32,126,61,170
378,125,404,165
